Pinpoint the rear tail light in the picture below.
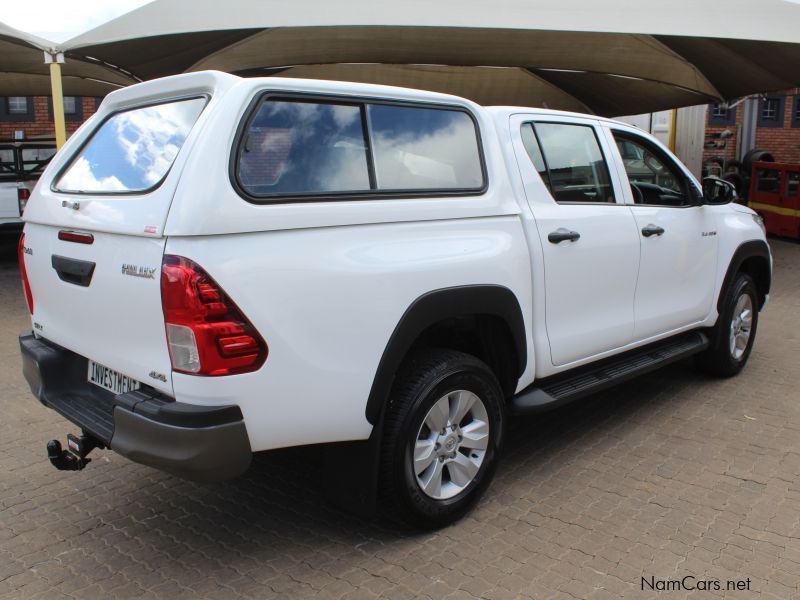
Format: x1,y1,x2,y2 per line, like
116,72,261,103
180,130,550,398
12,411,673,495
18,233,34,314
161,255,267,376
17,188,30,216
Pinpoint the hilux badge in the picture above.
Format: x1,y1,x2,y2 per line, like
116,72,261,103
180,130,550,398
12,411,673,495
121,264,157,279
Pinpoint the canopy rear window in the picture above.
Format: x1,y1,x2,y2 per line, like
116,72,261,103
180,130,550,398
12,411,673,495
54,97,206,194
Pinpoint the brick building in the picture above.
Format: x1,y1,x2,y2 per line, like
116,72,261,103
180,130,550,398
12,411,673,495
703,90,800,166
0,96,98,140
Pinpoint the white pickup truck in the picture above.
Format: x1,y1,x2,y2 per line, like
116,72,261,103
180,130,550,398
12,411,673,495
1,142,56,236
19,72,770,528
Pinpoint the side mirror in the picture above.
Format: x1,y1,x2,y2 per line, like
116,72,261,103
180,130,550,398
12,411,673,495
702,176,737,205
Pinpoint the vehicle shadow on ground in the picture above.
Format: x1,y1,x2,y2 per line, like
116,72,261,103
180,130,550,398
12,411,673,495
108,359,712,568
0,237,20,263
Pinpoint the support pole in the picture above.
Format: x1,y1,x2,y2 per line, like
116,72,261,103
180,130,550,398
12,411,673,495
44,51,67,149
668,109,678,152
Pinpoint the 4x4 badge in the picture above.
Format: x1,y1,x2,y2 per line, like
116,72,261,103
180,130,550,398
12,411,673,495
121,264,156,279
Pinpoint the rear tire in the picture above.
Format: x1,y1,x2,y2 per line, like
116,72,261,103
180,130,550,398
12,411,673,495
697,273,759,377
379,349,504,529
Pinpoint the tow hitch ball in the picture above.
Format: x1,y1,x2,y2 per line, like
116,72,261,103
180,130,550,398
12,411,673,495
46,433,104,471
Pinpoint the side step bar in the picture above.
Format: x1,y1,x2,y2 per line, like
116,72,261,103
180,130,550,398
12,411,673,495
510,331,709,415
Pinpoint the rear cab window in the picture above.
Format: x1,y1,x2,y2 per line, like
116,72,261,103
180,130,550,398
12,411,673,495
233,94,486,201
54,97,207,194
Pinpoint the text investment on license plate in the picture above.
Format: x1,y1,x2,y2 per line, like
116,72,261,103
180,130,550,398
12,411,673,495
87,360,140,394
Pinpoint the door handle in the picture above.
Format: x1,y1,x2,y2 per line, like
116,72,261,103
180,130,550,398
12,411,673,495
641,224,665,237
51,254,96,287
548,228,581,244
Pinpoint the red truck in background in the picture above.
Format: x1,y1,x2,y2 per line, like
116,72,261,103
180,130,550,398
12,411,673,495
749,161,800,239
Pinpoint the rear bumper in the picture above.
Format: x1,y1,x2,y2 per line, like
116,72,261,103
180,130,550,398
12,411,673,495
19,333,251,481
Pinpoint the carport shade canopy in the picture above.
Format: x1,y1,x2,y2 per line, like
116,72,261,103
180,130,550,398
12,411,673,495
60,0,800,116
0,21,136,96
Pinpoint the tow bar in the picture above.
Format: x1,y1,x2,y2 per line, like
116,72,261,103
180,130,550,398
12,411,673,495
46,433,104,471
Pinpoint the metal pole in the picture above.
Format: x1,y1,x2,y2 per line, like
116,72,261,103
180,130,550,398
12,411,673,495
668,109,678,152
738,97,758,162
44,51,67,149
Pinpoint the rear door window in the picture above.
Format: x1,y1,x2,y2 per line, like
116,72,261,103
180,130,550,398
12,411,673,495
234,95,485,200
520,123,550,191
532,123,615,203
54,97,206,194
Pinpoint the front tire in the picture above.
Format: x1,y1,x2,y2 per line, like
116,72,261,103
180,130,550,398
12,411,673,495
698,273,759,377
379,349,505,529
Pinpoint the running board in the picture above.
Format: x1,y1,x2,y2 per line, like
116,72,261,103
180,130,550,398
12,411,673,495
510,331,709,415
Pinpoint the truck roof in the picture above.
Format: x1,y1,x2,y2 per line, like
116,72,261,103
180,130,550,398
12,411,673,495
483,106,627,126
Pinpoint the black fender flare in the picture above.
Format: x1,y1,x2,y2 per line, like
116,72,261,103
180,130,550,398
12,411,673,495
717,239,771,312
365,285,527,425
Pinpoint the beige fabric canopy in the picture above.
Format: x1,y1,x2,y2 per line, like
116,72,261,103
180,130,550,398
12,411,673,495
55,0,800,115
0,22,136,96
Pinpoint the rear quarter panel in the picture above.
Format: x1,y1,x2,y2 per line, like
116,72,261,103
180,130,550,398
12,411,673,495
167,216,532,451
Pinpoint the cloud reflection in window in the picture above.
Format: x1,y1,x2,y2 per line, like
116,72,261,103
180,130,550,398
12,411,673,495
56,97,205,193
368,105,483,191
238,101,370,195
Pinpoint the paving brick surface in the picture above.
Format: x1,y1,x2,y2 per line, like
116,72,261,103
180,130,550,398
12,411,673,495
1,238,799,599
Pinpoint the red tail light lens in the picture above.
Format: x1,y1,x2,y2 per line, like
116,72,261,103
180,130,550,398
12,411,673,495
161,255,267,376
17,188,30,216
18,233,34,314
58,230,94,244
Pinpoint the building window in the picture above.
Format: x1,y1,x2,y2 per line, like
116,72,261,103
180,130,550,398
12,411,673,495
708,102,736,126
758,96,785,128
63,96,77,115
8,97,28,114
48,96,83,122
793,96,800,128
0,96,33,121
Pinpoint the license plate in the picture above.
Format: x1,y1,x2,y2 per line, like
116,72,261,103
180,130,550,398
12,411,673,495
87,360,140,395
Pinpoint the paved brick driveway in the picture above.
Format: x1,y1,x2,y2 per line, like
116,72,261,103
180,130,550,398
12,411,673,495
1,237,798,599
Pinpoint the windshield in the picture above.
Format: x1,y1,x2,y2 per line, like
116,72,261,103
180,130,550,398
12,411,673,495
54,97,206,194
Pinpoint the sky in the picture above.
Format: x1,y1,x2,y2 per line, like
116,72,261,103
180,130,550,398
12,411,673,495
2,0,153,42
